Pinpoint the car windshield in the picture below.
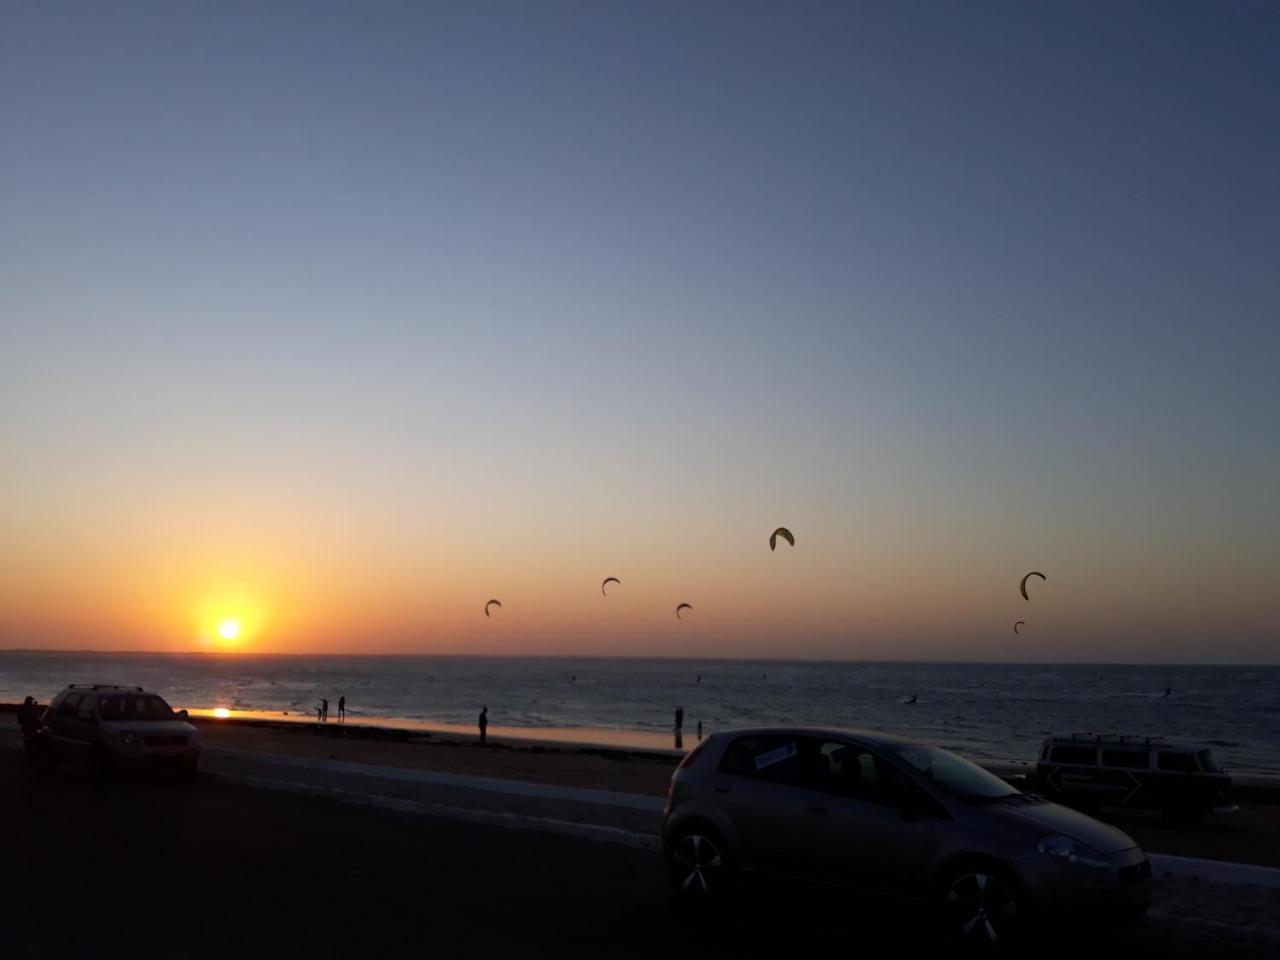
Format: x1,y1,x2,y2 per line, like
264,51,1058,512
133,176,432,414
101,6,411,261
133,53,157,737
892,745,1021,800
98,694,174,722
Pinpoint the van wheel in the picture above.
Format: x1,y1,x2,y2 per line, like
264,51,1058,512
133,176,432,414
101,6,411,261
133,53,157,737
668,826,732,904
938,864,1029,953
1161,805,1202,826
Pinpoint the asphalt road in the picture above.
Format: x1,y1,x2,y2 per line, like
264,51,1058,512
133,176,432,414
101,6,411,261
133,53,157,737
0,746,1271,959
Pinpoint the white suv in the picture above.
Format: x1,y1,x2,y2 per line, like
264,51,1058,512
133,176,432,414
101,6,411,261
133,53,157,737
26,684,201,778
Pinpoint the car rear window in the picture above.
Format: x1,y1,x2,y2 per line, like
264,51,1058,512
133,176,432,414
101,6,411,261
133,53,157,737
1050,746,1097,765
719,735,805,786
1102,749,1149,769
1157,752,1198,772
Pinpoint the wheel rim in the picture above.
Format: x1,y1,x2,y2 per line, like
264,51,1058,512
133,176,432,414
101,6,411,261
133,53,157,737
945,872,1019,945
672,833,723,897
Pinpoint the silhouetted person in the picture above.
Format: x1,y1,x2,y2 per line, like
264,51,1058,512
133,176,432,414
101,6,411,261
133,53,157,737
697,720,703,741
17,696,36,735
338,696,345,722
321,698,329,722
1162,687,1172,698
478,706,488,745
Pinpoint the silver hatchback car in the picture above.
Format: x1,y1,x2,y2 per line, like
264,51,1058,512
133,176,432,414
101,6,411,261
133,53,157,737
662,727,1150,948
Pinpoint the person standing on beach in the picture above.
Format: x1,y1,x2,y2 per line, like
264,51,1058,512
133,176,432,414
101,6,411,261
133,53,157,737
478,706,488,745
321,698,329,722
338,696,345,722
697,720,703,741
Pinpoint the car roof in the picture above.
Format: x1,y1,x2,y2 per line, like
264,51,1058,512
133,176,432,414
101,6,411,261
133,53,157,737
62,684,147,693
709,726,923,749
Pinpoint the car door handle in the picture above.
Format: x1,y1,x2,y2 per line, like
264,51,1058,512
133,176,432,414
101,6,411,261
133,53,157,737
713,785,731,794
809,803,829,815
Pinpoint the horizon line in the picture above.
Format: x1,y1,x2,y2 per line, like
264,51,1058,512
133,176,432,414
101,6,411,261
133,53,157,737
0,648,1275,668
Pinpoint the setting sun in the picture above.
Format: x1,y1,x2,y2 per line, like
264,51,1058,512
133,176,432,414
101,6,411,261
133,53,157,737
218,619,241,641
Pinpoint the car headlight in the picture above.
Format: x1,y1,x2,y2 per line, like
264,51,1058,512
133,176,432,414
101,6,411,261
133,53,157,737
1038,835,1110,870
117,731,143,746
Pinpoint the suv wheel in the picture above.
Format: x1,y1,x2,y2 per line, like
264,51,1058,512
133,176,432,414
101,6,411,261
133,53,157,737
939,865,1028,952
669,826,731,902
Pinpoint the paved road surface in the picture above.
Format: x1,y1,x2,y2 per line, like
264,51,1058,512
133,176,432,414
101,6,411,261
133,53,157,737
1,746,1271,958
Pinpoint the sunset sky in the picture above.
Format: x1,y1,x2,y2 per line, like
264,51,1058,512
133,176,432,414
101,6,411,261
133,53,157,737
2,2,1277,662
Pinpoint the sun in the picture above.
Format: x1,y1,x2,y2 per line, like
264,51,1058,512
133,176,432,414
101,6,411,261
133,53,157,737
218,619,241,641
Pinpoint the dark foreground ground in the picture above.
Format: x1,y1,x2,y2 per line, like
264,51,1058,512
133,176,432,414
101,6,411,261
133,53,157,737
1,752,1272,959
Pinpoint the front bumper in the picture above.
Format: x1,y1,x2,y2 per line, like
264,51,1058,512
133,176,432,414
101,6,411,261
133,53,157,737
1017,846,1151,921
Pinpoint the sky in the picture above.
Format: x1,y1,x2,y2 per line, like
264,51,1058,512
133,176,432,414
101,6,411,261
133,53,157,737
1,1,1277,662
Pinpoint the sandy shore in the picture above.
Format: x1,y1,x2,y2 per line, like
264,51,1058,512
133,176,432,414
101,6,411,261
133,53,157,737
195,716,679,795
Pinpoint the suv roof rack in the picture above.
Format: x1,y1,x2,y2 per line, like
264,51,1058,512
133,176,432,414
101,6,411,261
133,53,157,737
67,684,145,692
1055,732,1170,747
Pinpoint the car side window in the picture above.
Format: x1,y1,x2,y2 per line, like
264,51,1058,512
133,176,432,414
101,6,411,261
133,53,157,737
58,694,82,718
1101,749,1149,770
718,735,805,787
1157,752,1198,773
808,741,891,805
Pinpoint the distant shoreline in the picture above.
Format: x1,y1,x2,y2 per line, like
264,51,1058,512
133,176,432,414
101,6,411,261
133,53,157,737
2,649,1277,668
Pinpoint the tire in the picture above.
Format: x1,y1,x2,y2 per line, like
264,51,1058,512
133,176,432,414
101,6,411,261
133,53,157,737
1160,805,1202,827
668,825,733,905
937,863,1030,954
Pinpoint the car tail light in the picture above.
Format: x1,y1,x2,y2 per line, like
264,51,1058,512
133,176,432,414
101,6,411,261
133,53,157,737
676,738,709,771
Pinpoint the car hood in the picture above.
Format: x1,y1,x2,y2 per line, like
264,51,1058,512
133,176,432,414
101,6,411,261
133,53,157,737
101,720,196,736
996,800,1138,854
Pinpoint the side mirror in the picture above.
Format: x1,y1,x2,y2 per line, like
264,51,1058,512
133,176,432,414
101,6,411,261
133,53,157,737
176,709,189,720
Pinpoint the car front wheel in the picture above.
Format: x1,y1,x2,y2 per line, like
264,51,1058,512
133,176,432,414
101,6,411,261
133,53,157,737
938,865,1028,952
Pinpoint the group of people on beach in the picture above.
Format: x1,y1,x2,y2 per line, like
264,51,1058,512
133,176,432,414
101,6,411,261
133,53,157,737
316,696,347,723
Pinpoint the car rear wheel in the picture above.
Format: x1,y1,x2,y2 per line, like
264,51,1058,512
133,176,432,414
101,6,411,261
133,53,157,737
939,866,1028,953
669,827,731,903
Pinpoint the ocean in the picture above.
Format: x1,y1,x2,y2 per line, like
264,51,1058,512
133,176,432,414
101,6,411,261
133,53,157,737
2,652,1277,775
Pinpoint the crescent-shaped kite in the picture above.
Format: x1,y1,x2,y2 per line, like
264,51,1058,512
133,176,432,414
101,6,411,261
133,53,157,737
1020,571,1046,601
675,603,692,620
601,577,620,596
484,599,502,617
1014,620,1026,635
769,527,795,551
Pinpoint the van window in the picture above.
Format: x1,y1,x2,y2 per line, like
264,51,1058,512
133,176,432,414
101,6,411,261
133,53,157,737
1102,749,1149,769
1197,750,1221,773
719,735,805,786
1050,746,1096,765
1158,752,1198,773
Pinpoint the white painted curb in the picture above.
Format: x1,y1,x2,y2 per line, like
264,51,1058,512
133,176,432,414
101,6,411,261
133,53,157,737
210,770,660,852
1149,853,1280,889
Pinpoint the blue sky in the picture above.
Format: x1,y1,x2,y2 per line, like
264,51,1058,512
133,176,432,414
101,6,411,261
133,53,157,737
2,2,1277,660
